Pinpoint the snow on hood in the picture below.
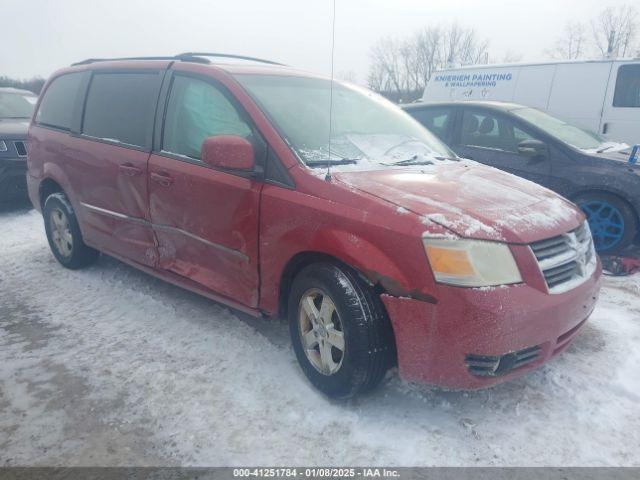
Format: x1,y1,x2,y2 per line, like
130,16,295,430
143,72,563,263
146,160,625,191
335,161,583,243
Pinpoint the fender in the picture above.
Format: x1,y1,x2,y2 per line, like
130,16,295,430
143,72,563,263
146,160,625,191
259,221,435,316
306,228,425,297
41,162,79,212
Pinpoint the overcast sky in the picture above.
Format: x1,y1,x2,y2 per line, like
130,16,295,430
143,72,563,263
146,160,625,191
2,0,634,83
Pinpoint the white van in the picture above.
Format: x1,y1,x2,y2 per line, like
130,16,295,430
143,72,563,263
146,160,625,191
422,59,640,145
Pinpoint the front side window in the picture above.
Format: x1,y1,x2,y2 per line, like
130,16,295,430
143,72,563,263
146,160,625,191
0,91,36,119
234,74,454,170
82,72,160,148
162,75,252,160
409,107,453,140
460,110,530,153
512,107,604,150
35,72,84,130
613,64,640,108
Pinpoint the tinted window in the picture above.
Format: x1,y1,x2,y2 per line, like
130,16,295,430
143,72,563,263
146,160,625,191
162,75,252,160
613,65,640,108
82,73,160,148
409,108,452,140
36,72,83,130
461,110,537,154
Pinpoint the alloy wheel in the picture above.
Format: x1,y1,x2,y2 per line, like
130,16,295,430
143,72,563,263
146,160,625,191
579,200,625,252
297,288,346,375
50,208,73,257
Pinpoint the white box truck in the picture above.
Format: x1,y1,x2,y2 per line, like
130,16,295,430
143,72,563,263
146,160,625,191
422,59,640,145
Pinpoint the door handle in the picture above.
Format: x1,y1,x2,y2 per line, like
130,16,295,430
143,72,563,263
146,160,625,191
119,163,143,176
150,171,174,187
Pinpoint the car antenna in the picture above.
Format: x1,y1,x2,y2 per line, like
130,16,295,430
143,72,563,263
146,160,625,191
325,0,337,182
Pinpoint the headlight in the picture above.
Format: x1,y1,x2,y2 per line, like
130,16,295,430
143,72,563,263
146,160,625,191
423,237,522,287
0,140,7,152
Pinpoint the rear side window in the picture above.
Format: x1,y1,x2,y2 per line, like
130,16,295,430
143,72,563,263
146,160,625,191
408,107,452,140
82,72,160,148
162,75,252,160
613,65,640,108
36,72,84,130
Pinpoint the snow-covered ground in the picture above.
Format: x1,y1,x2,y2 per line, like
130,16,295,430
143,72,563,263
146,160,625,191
1,205,639,466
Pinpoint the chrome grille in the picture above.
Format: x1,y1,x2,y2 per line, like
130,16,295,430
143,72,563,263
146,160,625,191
530,222,596,294
14,141,27,157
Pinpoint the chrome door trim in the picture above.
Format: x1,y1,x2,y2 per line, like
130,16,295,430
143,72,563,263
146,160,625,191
80,202,249,261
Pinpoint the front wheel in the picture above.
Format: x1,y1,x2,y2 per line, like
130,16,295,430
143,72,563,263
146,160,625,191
575,192,638,255
288,263,394,398
43,193,99,269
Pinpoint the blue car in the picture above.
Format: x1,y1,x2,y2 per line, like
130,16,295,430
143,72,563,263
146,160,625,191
405,101,639,254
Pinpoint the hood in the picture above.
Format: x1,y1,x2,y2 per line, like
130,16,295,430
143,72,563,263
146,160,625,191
335,161,583,244
590,148,639,164
0,118,30,139
582,149,640,174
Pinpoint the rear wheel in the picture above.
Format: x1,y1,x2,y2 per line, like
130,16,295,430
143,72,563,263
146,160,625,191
575,192,637,255
288,263,394,398
43,193,99,269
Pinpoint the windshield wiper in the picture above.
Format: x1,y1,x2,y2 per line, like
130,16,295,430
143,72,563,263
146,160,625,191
305,158,359,167
434,156,461,162
596,145,613,153
386,155,434,166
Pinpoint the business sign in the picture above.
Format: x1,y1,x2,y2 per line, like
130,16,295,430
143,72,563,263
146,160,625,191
433,72,514,89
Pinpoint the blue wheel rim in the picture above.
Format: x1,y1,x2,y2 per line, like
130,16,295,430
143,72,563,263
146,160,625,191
578,200,625,252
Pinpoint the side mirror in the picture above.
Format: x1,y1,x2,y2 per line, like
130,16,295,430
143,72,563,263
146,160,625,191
201,135,255,171
517,139,548,159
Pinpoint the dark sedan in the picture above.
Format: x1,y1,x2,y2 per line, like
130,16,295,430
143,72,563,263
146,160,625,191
0,87,36,202
405,101,640,254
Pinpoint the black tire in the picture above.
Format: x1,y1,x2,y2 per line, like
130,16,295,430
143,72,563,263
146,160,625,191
43,192,99,269
574,192,638,255
288,262,394,399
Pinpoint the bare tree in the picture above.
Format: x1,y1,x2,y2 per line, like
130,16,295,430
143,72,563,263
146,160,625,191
414,27,443,88
546,22,587,59
367,23,490,102
439,23,490,67
592,5,638,58
369,37,405,95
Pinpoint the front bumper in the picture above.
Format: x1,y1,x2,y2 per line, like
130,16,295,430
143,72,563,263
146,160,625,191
0,158,28,201
382,261,602,389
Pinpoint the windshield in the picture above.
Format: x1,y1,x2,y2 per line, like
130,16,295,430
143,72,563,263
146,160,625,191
512,107,611,151
0,91,36,119
234,74,455,170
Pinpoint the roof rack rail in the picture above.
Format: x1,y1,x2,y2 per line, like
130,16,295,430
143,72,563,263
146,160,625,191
175,52,286,66
71,53,285,67
71,55,209,66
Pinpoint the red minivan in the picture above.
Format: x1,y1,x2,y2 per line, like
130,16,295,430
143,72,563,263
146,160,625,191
27,53,602,398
